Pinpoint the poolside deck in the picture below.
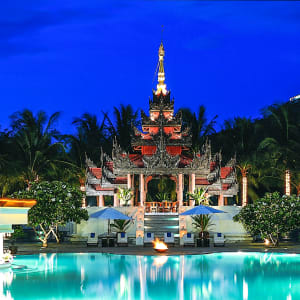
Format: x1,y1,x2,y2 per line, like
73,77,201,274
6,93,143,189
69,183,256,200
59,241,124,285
11,241,300,256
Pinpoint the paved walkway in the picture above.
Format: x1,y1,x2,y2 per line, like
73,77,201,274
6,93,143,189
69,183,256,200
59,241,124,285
11,241,300,256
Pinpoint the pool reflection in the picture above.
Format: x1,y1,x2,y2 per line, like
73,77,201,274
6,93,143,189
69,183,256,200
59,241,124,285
3,252,300,300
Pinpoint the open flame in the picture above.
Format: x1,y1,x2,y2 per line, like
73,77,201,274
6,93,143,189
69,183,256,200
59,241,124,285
152,238,168,253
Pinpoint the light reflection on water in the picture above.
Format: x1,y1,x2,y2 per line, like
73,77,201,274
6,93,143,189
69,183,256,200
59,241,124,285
1,252,300,300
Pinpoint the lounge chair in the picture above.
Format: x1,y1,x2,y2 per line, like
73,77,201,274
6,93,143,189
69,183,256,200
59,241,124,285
87,233,98,246
213,233,225,246
117,232,128,246
144,232,154,246
182,232,195,247
164,232,175,246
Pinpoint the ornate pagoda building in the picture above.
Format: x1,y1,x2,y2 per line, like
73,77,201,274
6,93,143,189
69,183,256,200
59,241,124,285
85,42,238,208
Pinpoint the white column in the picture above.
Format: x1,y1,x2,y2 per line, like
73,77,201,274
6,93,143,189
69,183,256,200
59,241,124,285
113,192,119,207
242,176,247,206
189,174,196,206
99,194,105,207
285,169,291,196
177,173,183,206
191,173,195,192
218,193,224,206
128,174,134,206
140,174,144,207
127,174,132,189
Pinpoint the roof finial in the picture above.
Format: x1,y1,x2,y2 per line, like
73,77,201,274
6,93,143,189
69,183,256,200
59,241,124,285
155,27,167,95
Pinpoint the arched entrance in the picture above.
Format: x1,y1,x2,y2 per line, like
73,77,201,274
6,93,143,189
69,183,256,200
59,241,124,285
146,176,177,202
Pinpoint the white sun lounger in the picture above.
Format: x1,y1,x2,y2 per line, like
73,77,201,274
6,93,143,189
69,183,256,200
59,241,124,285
164,232,175,246
87,232,98,246
182,233,195,246
213,233,225,246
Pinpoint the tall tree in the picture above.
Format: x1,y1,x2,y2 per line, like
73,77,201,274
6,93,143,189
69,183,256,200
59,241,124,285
258,103,300,195
212,117,257,162
12,181,88,247
69,113,109,167
181,105,217,152
9,109,66,186
104,104,139,152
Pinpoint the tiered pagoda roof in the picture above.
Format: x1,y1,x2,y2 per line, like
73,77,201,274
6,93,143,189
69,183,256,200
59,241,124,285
85,42,238,198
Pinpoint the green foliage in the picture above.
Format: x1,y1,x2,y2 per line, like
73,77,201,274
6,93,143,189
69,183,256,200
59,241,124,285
117,187,132,206
187,188,209,205
191,215,215,233
11,181,88,247
10,226,24,244
181,105,217,151
148,176,176,202
110,219,132,233
104,104,140,152
0,100,299,202
70,113,110,167
233,192,300,246
156,192,170,202
10,109,66,183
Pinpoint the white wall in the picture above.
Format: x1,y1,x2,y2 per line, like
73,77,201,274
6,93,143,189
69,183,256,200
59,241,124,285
0,208,30,225
76,207,138,237
76,206,248,241
183,206,248,241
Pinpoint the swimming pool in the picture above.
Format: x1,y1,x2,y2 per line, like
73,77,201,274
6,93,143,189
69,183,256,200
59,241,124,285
1,252,300,300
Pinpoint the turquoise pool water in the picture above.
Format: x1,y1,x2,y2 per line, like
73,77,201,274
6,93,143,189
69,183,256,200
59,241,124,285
1,252,300,300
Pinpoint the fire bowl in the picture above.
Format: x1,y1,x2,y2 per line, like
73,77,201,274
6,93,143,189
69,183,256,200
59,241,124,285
154,248,168,253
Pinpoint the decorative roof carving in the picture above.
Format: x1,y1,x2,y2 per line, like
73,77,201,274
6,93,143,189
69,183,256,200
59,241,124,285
133,126,142,136
85,153,96,168
226,154,236,167
142,135,180,169
207,166,220,182
185,152,209,169
149,91,174,111
112,138,137,170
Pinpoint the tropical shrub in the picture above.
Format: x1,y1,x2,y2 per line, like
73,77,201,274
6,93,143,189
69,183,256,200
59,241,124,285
11,181,89,247
191,215,215,238
110,219,132,233
233,192,300,246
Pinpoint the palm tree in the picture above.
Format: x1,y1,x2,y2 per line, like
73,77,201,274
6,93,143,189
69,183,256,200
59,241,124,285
69,113,109,167
104,104,139,152
191,215,215,238
110,219,132,233
213,117,256,162
291,171,300,196
180,105,217,152
9,109,66,185
258,103,300,195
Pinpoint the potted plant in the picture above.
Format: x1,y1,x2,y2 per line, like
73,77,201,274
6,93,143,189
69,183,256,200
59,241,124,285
187,188,209,206
111,218,132,246
9,226,24,254
110,219,132,233
117,187,132,207
156,192,170,202
191,215,214,246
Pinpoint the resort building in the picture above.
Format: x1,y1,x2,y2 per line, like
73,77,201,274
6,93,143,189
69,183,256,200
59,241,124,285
0,198,36,258
84,42,238,209
74,42,247,245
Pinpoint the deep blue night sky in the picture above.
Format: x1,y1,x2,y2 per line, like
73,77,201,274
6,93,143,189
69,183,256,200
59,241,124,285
1,1,300,133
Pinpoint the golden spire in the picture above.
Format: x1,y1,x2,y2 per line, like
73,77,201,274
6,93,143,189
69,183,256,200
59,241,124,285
155,41,167,95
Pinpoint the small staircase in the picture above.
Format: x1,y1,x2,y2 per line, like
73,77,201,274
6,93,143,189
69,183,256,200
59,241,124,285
144,213,179,243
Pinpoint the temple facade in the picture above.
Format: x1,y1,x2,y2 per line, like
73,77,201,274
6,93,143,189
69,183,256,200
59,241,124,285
84,42,238,209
